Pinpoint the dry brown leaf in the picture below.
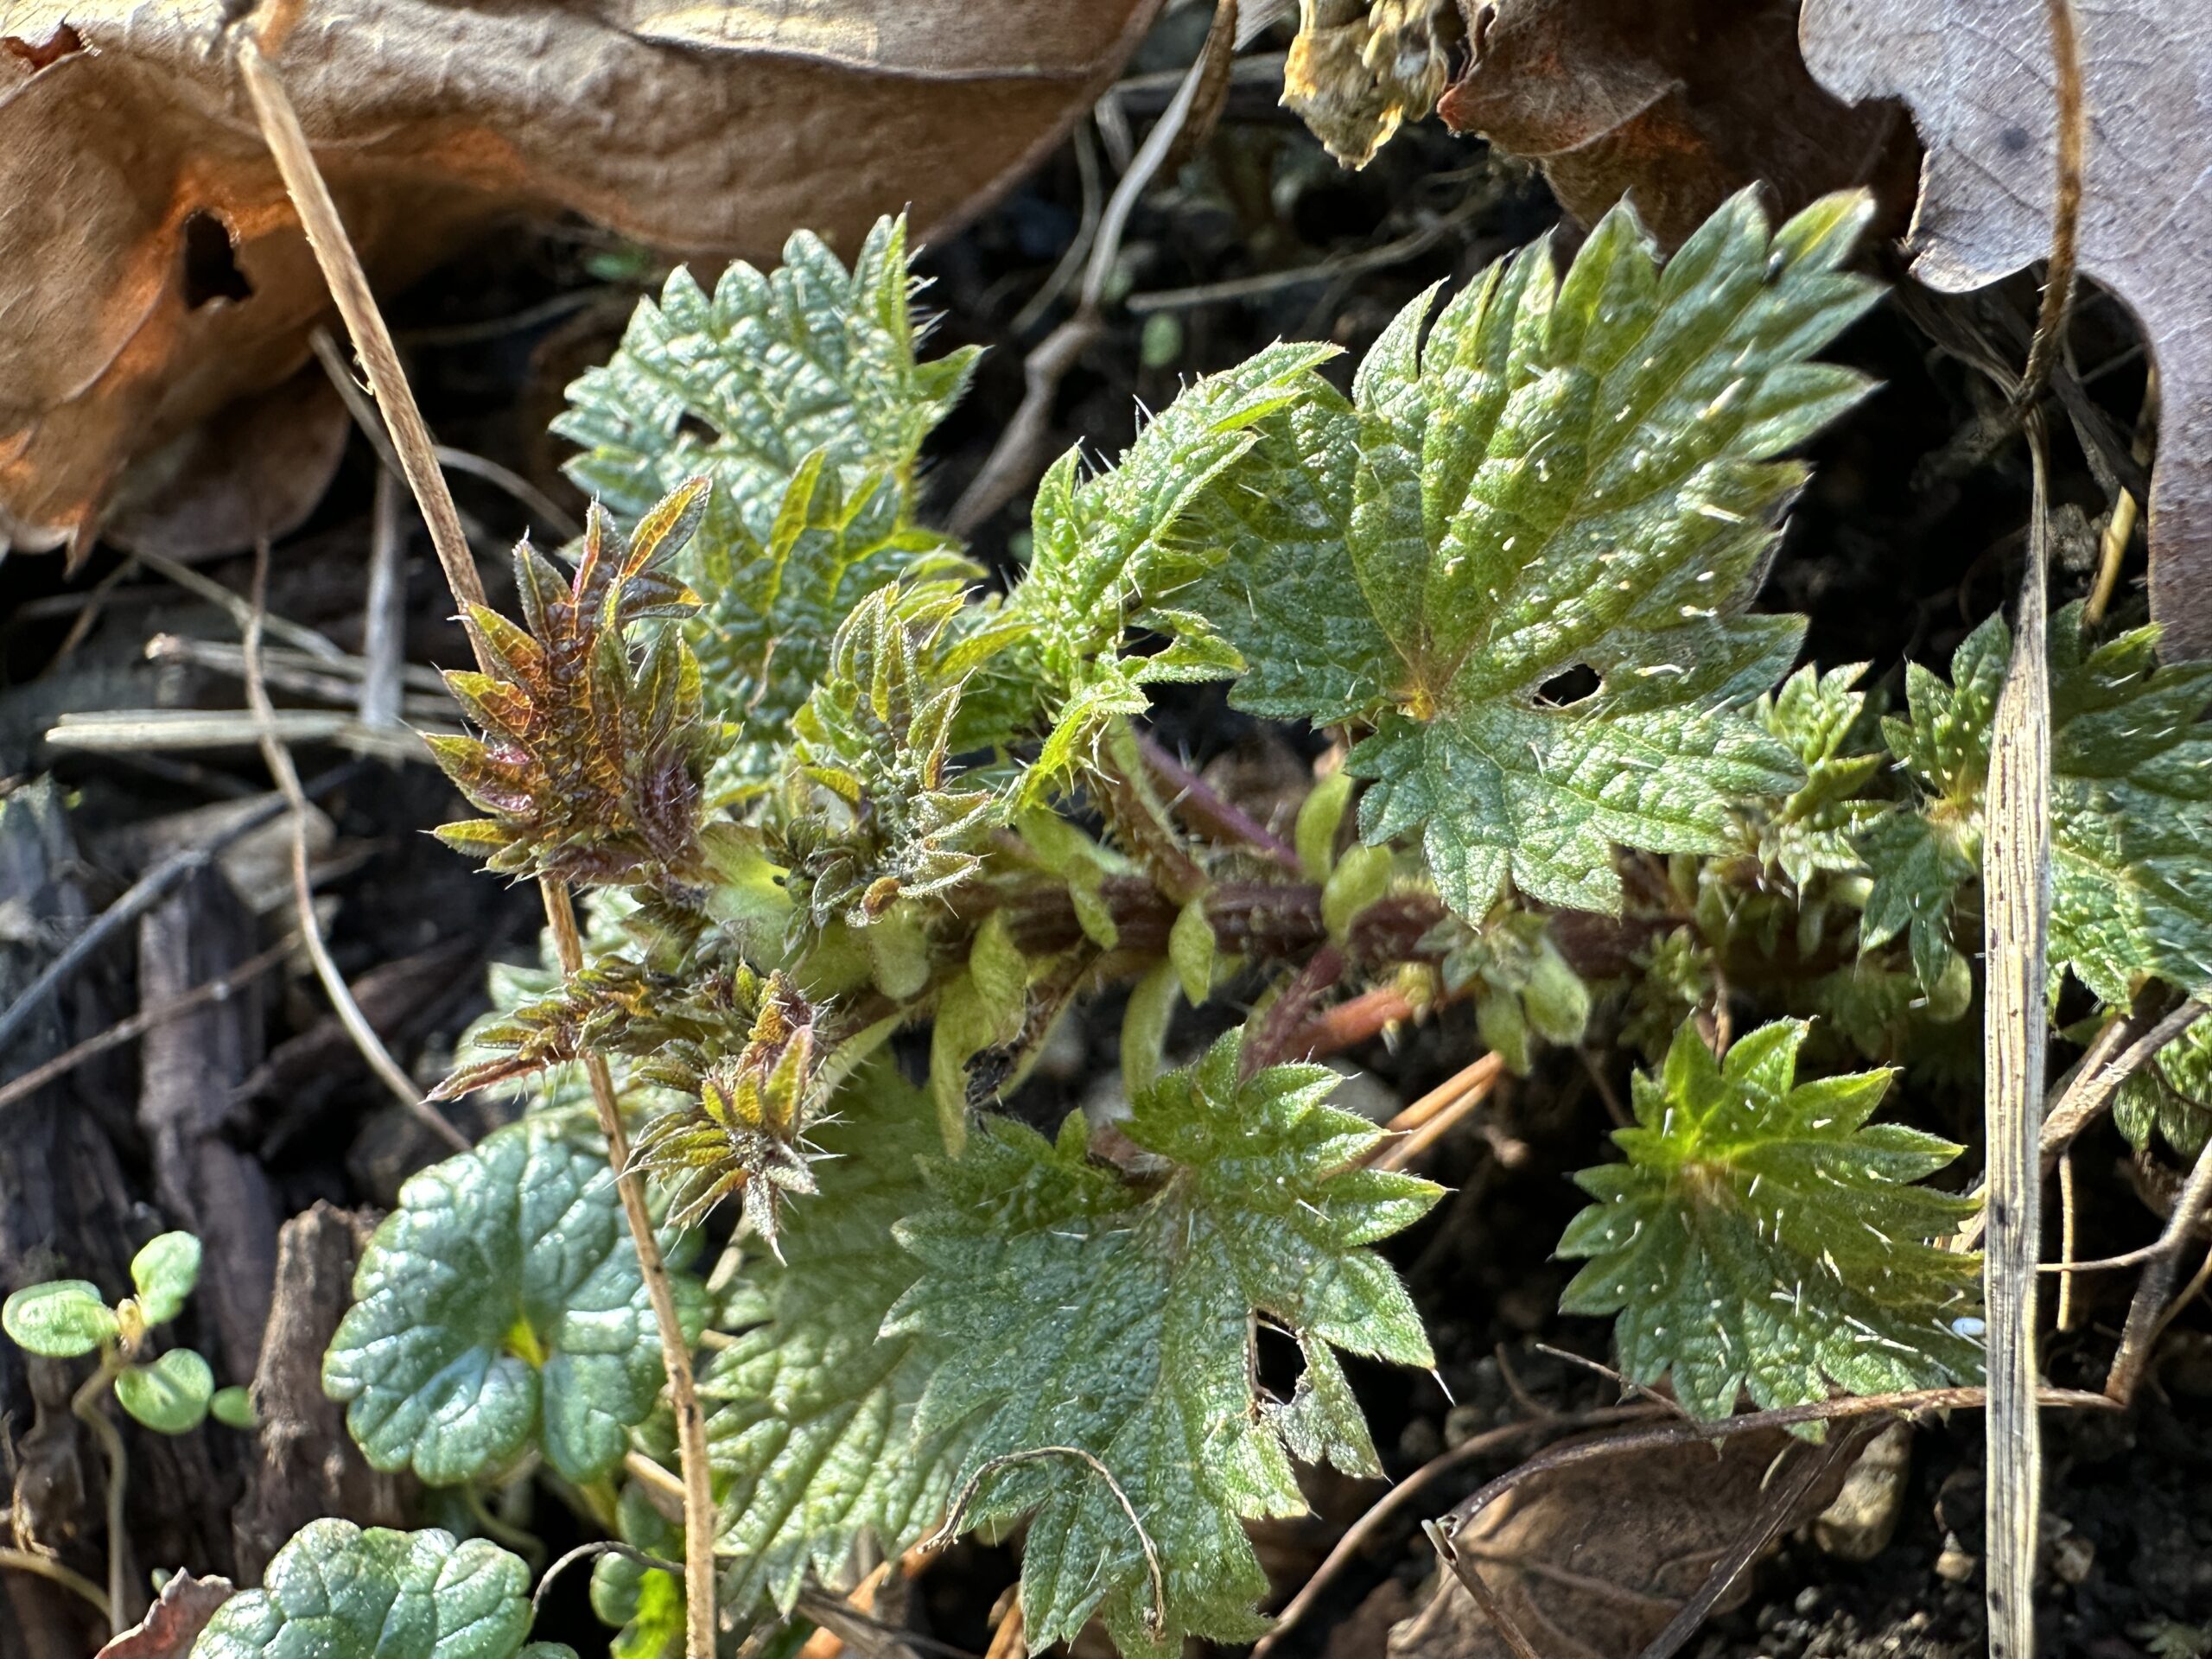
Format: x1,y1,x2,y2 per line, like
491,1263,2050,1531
1283,0,1461,167
1433,0,1917,251
1387,1428,1850,1659
0,0,1160,559
1800,0,2212,658
93,1570,236,1659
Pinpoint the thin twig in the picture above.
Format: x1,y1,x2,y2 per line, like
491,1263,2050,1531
245,542,468,1154
0,1546,111,1625
360,467,407,729
1249,1405,1662,1656
236,30,716,1653
2107,1122,2212,1402
947,2,1232,537
530,1541,684,1625
0,938,292,1114
922,1446,1166,1643
1369,1053,1504,1172
2013,0,2085,416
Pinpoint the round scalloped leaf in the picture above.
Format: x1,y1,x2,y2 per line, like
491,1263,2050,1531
131,1231,203,1327
324,1121,689,1485
117,1347,214,1433
3,1279,119,1357
188,1520,576,1659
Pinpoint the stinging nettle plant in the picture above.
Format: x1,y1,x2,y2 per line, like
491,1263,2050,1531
178,195,2212,1657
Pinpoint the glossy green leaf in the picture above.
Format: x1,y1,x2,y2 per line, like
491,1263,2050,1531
130,1231,203,1328
1198,190,1883,918
3,1279,118,1357
211,1385,257,1431
190,1521,573,1659
325,1121,696,1484
1560,1020,1981,1424
117,1347,214,1434
887,1030,1439,1656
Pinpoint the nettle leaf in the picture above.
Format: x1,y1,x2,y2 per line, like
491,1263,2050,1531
1560,1020,1981,1424
560,217,975,549
700,1066,972,1619
325,1121,699,1485
1861,606,2212,1002
785,582,1006,927
2115,1014,2212,1160
1752,664,1883,887
190,1520,573,1659
886,1031,1439,1656
557,217,978,757
429,480,716,888
3,1279,118,1357
1007,343,1336,803
1201,190,1882,918
117,1346,215,1433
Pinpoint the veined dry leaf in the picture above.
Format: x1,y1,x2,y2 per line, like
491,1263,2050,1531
1284,0,1461,166
93,1570,236,1659
1389,1428,1853,1659
1433,0,1917,250
1800,0,2212,659
0,0,1160,559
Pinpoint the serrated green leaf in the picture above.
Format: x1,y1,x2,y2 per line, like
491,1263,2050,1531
556,217,978,765
325,1121,697,1485
886,1030,1439,1656
131,1231,202,1328
117,1346,214,1434
1752,664,1883,887
3,1279,118,1357
700,1066,973,1619
189,1521,571,1659
1198,191,1884,918
1007,344,1338,803
2115,1015,2212,1160
1560,1020,1981,1425
1862,605,2212,1002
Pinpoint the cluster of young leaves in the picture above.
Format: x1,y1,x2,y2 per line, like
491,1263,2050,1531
429,482,715,888
1860,604,2212,1004
1560,1018,1982,1422
3,1232,250,1435
556,218,980,773
1196,188,1881,920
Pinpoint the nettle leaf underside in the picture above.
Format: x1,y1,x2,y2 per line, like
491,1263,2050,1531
886,1032,1438,1656
1560,1020,1981,1424
1202,188,1883,919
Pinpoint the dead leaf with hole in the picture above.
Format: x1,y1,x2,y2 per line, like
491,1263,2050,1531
1801,0,2212,659
1432,0,1916,251
0,0,1161,562
1386,1429,1851,1659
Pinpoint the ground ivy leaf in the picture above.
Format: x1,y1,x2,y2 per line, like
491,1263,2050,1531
1200,189,1883,918
3,1279,118,1357
700,1065,972,1619
130,1230,202,1327
325,1121,697,1485
1862,605,2212,1002
189,1520,572,1659
117,1347,214,1434
885,1030,1439,1656
1560,1019,1982,1425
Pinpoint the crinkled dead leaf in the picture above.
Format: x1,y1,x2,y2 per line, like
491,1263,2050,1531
0,0,1160,559
97,1571,235,1659
1433,0,1916,250
1283,0,1460,167
1387,1428,1852,1658
1800,0,2212,658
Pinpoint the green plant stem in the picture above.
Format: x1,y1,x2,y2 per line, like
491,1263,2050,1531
69,1354,130,1632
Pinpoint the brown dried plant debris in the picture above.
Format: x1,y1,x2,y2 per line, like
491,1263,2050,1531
0,0,1160,561
1284,0,1464,166
1801,0,2212,659
1435,0,1917,251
